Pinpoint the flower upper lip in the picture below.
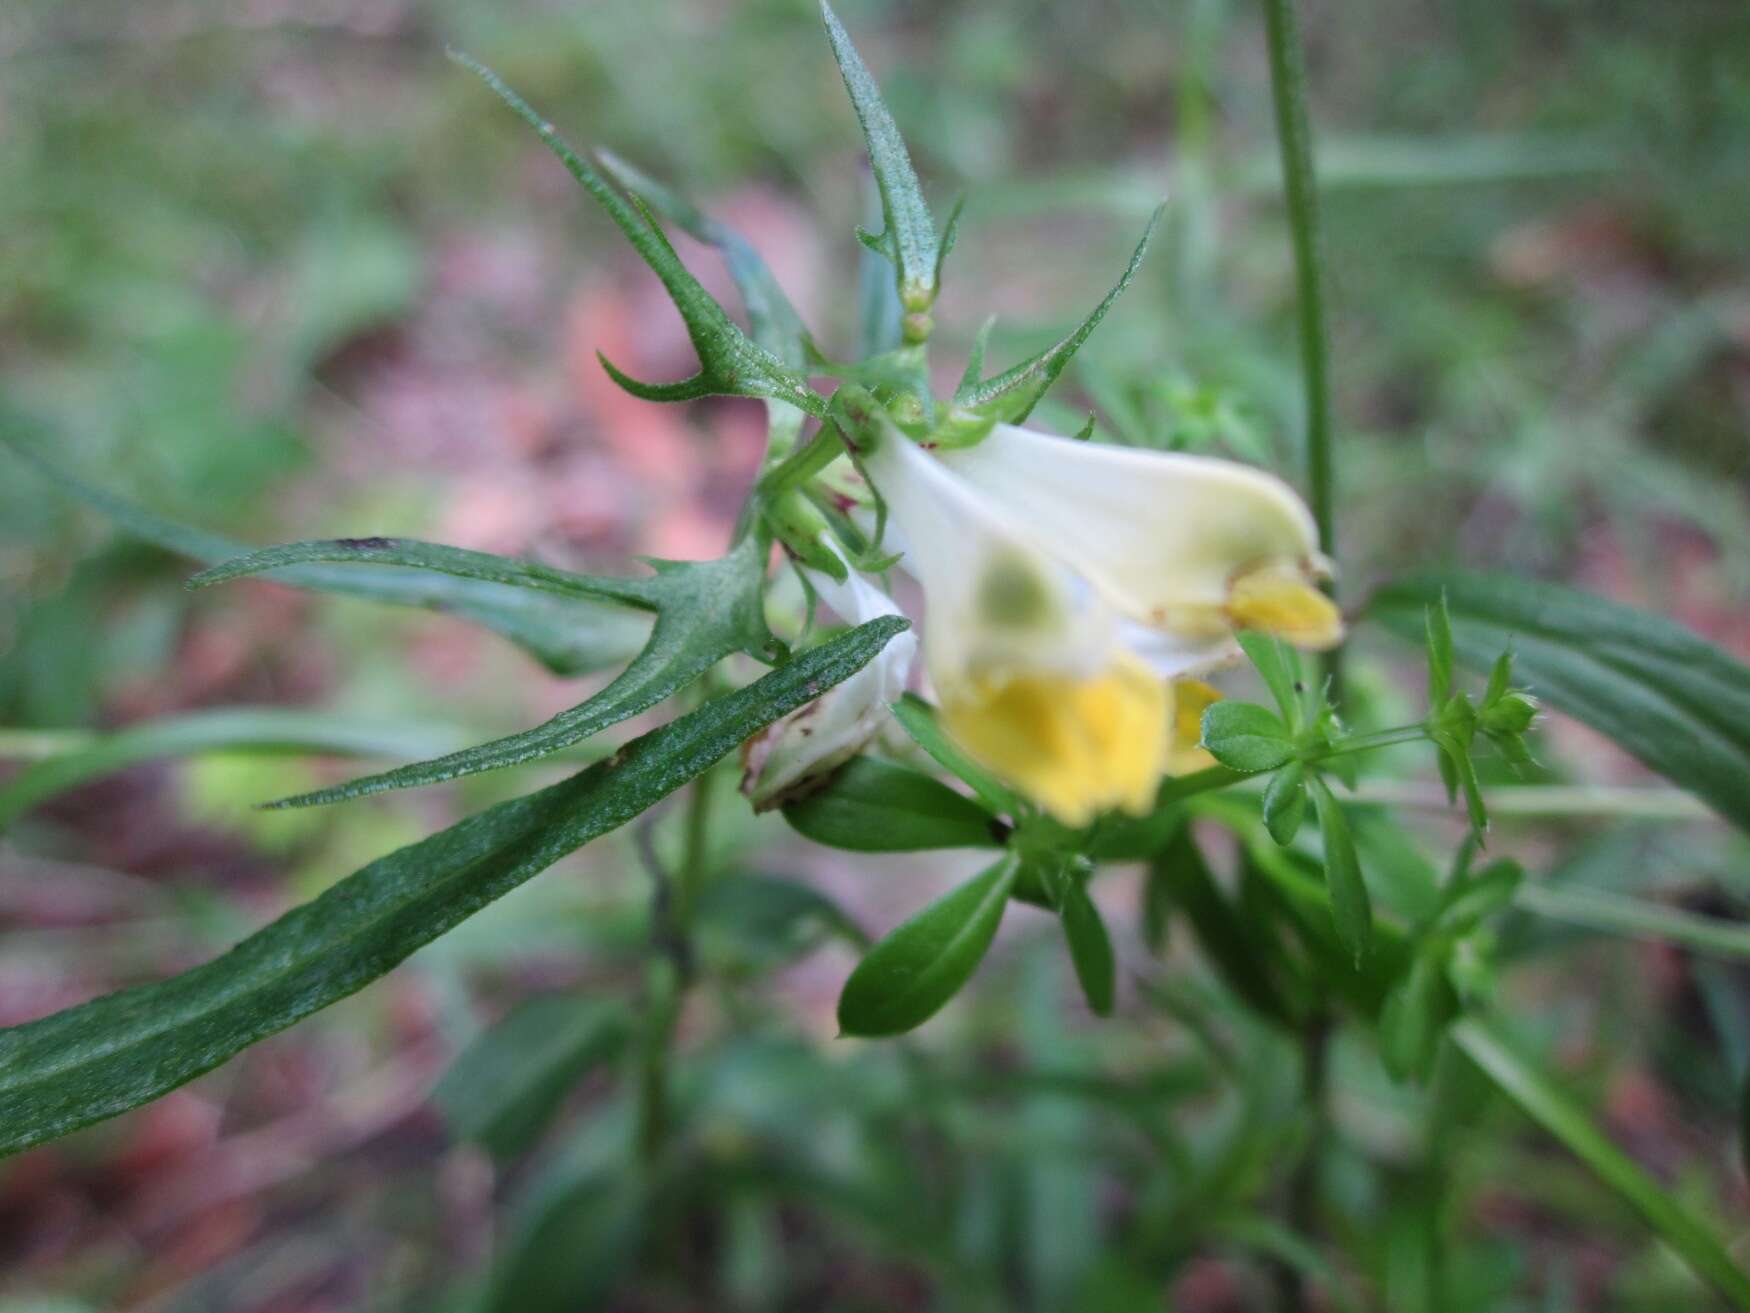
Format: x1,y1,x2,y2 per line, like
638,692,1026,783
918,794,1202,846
863,419,1336,683
936,423,1322,617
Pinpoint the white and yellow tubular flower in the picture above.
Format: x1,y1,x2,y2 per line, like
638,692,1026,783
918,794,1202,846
861,422,1341,827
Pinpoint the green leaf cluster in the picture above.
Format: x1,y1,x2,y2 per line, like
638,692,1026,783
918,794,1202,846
1199,633,1375,965
1420,592,1539,839
1372,569,1750,833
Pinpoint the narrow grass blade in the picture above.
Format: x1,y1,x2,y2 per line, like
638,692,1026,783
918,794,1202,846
0,420,644,676
188,537,660,609
1453,1016,1750,1309
0,709,466,830
1517,884,1750,963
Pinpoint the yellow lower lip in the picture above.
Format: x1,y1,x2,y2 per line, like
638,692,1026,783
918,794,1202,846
938,652,1171,828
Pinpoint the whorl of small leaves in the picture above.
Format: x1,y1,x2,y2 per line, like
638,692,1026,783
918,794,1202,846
1373,570,1750,831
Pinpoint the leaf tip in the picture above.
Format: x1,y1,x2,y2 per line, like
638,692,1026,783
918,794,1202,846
596,351,709,403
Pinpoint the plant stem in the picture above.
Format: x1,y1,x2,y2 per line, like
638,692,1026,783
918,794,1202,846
1316,723,1428,757
1261,0,1339,702
1158,763,1249,803
679,762,716,919
1345,781,1711,820
635,957,681,1165
0,729,98,760
757,422,845,495
1272,1011,1331,1313
634,770,716,1165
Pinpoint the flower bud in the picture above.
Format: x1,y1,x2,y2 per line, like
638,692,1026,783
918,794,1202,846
741,545,916,810
1481,690,1539,738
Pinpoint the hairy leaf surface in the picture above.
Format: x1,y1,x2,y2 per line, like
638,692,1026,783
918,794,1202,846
0,617,907,1157
199,535,782,809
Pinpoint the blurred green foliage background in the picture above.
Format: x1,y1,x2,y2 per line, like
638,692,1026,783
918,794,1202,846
3,1,1750,1309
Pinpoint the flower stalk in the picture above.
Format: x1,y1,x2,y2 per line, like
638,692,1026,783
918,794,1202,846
1262,0,1340,707
1260,3,1340,1300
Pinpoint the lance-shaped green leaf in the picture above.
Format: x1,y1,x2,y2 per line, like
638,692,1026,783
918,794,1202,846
1378,948,1452,1083
191,534,783,809
1453,1016,1750,1309
692,873,870,970
1058,879,1116,1017
0,422,648,676
1261,760,1309,846
954,207,1161,422
1425,594,1455,703
1238,834,1406,1018
820,3,940,312
1150,829,1301,1027
781,755,1005,852
837,854,1017,1037
856,182,905,358
1438,858,1523,935
958,315,998,397
1371,570,1750,832
0,617,908,1158
1429,726,1488,839
1309,773,1372,966
452,51,823,417
0,708,467,831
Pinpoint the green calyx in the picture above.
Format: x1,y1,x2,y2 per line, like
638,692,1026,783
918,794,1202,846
764,489,848,583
